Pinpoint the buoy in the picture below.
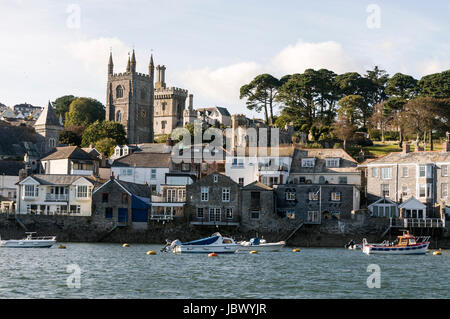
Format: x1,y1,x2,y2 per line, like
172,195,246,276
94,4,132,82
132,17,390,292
146,250,156,255
58,245,66,249
208,253,218,257
426,249,431,253
122,243,130,247
249,250,258,254
292,248,300,252
433,249,442,256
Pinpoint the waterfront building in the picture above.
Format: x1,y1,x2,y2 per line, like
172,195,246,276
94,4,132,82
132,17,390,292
16,174,97,216
225,145,294,187
40,146,100,176
240,181,277,230
185,172,241,227
92,175,151,229
359,142,449,227
111,152,171,193
196,106,232,127
0,160,24,201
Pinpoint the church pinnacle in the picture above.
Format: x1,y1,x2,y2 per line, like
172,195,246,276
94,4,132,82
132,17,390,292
108,51,114,75
130,49,136,73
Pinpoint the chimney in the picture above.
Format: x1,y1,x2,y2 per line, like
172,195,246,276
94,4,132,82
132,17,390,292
402,143,411,154
443,141,450,152
18,168,29,181
110,171,115,180
189,94,193,110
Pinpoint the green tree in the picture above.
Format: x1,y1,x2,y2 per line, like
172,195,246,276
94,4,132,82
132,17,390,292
385,73,418,99
59,130,81,146
418,70,450,98
52,95,77,124
65,97,105,128
94,137,117,157
337,95,366,125
81,120,127,147
332,115,356,150
240,74,280,125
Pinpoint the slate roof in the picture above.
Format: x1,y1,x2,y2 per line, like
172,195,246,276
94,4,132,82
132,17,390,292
0,160,25,176
360,150,450,166
112,152,171,168
115,179,151,197
41,146,98,161
242,181,273,191
34,102,61,127
22,174,97,186
290,148,359,174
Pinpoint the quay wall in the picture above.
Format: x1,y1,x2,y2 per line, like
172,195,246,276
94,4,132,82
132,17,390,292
1,213,449,248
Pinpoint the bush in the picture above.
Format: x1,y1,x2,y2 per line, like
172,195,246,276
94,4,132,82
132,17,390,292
368,129,381,141
384,131,400,141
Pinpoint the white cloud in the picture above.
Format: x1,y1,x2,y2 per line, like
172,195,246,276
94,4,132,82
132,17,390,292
416,58,450,76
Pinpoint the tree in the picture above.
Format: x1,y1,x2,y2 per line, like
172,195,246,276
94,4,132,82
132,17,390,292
81,120,127,147
368,101,392,143
94,137,117,157
65,98,105,128
59,130,81,146
418,70,450,98
240,74,280,125
332,115,356,150
52,95,77,124
337,95,366,126
365,66,389,105
385,73,418,99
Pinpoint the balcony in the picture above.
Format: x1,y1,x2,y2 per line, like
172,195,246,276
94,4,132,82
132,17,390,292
45,194,69,202
390,218,445,228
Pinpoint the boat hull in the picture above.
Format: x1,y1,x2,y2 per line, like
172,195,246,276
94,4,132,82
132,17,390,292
237,242,285,252
362,243,429,255
173,244,240,254
0,240,56,248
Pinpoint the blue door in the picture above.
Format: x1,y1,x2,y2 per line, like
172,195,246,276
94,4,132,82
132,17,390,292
132,209,148,222
118,208,128,223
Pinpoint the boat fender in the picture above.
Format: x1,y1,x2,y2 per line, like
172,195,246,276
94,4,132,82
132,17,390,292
249,250,258,254
122,243,130,247
58,245,66,249
146,250,156,255
292,248,300,252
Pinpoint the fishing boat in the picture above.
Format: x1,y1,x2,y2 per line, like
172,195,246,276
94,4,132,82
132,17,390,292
362,231,430,255
345,239,362,250
165,232,240,254
237,238,285,252
0,232,56,248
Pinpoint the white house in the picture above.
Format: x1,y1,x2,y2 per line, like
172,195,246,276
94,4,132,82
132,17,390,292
40,146,99,176
197,107,232,127
111,152,171,194
16,175,96,216
0,160,25,200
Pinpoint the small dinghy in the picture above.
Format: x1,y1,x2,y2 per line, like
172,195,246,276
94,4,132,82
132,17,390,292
237,238,285,252
0,232,56,248
164,232,240,254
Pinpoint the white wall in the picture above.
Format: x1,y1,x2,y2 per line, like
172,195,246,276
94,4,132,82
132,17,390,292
112,167,169,193
0,175,19,199
42,159,68,174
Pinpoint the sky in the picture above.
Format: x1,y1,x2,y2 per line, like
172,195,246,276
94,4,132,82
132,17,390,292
0,0,449,118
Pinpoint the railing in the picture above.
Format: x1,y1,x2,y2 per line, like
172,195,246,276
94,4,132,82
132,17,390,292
150,213,175,221
151,196,185,203
390,218,445,228
45,194,68,201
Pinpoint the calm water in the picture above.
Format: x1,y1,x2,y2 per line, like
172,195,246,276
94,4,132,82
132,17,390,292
0,243,448,299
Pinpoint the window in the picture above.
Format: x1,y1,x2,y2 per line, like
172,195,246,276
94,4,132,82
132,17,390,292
419,184,426,198
201,187,209,201
307,211,319,223
102,193,109,203
301,158,315,168
116,110,122,123
309,192,319,201
381,167,392,179
250,210,260,219
250,192,260,210
222,188,230,202
161,121,166,130
338,177,347,184
442,165,448,177
442,183,448,198
286,191,296,201
105,207,113,219
402,167,409,178
121,193,128,204
209,208,221,222
151,169,157,179
381,184,390,197
225,208,233,219
419,165,426,177
331,192,341,201
182,163,190,171
326,158,339,167
77,185,89,198
402,185,408,197
214,175,219,183
238,178,244,186
232,158,244,168
299,177,306,184
161,102,166,111
116,85,123,98
371,167,378,178
70,205,80,214
24,185,37,197
196,207,204,219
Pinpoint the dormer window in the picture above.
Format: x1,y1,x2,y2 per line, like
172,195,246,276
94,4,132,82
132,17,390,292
301,158,315,168
326,158,340,167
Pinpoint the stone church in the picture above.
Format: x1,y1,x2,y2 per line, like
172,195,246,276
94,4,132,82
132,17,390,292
106,50,192,143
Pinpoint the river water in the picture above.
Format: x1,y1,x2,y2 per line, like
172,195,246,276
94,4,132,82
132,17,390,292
0,243,448,299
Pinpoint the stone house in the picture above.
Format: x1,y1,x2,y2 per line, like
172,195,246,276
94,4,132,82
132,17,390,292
359,142,450,223
185,172,240,226
240,181,276,231
40,146,100,176
92,176,151,228
16,174,97,216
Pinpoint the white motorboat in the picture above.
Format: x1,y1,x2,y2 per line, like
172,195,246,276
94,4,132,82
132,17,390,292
167,232,240,254
362,232,430,255
0,232,56,248
237,238,285,252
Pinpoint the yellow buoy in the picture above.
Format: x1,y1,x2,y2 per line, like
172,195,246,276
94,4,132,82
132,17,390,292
249,250,258,254
292,248,300,253
58,245,66,249
146,250,156,255
433,249,442,256
122,243,130,247
426,249,431,253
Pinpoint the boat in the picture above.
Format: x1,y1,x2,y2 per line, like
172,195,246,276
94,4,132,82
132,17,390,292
345,240,362,250
0,232,56,248
164,232,240,254
237,238,285,252
362,231,430,255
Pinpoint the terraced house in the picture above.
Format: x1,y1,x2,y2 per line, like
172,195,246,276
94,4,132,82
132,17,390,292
359,143,449,227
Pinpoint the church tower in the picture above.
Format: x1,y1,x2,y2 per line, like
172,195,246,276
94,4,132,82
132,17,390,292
106,50,154,144
34,101,63,154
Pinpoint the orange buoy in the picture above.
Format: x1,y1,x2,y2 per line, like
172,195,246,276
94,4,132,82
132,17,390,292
208,253,218,257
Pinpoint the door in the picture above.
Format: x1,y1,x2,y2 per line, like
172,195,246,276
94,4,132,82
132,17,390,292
118,208,128,223
131,209,148,222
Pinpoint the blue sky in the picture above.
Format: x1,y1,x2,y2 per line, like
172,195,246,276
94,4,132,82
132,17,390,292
0,0,449,118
